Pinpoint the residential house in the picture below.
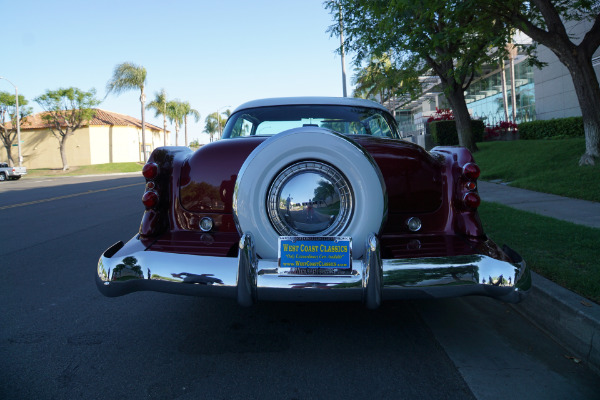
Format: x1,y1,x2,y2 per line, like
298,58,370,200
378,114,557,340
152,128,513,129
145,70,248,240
1,109,168,169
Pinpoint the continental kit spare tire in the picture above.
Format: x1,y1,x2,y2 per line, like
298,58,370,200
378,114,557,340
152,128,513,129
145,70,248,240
233,127,387,259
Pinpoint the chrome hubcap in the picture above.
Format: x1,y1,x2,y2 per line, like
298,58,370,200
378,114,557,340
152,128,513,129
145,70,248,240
267,161,353,236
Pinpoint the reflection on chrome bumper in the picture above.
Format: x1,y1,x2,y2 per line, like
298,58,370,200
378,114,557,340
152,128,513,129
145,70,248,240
96,233,530,308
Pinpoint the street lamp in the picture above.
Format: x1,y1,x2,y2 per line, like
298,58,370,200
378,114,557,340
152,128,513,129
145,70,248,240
0,76,23,167
216,105,230,141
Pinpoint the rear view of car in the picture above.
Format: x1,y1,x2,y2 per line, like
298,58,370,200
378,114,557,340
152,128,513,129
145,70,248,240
96,97,529,308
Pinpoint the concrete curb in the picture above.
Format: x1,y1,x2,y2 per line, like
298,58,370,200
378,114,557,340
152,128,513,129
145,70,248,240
511,272,600,375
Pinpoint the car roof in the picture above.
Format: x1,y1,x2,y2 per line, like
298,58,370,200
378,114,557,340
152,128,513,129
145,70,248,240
233,97,390,114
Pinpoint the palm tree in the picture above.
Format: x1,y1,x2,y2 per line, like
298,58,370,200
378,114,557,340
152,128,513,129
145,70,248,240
218,109,231,139
146,88,169,146
352,53,401,104
106,62,148,162
167,100,185,146
204,112,219,142
180,101,200,147
204,109,230,142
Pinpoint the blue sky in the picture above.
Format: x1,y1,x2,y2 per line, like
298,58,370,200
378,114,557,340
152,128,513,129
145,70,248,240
2,0,351,144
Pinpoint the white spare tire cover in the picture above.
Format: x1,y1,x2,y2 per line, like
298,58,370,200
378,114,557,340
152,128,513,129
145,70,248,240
233,128,387,259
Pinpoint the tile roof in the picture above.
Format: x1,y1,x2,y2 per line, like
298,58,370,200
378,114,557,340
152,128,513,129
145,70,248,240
12,109,165,131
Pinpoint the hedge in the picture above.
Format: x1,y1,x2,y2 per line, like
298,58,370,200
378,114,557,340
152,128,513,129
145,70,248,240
429,119,484,145
519,117,584,140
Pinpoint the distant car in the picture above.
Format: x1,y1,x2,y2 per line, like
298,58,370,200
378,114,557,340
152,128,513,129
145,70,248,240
96,97,529,308
0,162,26,181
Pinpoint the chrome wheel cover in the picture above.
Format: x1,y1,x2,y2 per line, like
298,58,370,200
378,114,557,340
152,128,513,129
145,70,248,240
267,161,353,236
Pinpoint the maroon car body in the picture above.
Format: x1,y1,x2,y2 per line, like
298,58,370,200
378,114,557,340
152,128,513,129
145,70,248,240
97,97,529,308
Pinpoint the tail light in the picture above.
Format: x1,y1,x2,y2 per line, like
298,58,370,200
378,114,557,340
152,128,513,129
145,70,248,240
462,163,480,180
142,191,159,209
140,159,169,237
461,162,480,209
142,162,159,179
463,192,481,209
142,162,160,209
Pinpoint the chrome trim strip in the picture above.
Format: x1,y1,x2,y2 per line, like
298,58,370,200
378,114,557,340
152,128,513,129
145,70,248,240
97,236,530,306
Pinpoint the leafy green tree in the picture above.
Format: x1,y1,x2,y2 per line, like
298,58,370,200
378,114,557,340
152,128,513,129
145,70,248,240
106,62,148,162
180,101,200,147
482,0,600,166
35,87,100,170
167,100,185,146
313,180,336,205
0,91,31,166
188,139,201,148
326,0,511,152
146,88,169,146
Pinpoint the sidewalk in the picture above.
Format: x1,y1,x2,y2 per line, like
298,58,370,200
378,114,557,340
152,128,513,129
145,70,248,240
478,181,600,228
478,180,600,375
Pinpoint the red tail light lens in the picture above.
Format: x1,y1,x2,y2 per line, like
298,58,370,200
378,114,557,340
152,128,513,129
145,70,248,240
463,192,481,209
142,162,159,180
142,191,159,209
463,163,480,180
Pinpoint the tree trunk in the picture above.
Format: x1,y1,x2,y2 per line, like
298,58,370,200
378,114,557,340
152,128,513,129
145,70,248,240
184,116,188,147
60,136,69,171
561,52,600,166
140,90,147,163
4,145,14,167
446,88,477,152
514,1,600,165
163,115,167,147
175,122,179,146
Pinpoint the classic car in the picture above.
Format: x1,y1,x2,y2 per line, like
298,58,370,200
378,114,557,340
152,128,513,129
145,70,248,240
96,97,530,308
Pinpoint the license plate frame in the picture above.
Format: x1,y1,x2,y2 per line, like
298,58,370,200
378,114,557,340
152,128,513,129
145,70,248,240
278,236,352,273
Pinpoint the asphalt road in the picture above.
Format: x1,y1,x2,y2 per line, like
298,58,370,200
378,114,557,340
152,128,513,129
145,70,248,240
1,175,599,400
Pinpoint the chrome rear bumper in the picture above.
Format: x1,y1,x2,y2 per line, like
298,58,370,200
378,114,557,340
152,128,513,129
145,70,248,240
96,233,530,308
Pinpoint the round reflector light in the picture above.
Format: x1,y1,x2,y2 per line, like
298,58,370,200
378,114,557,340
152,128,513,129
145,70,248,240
463,192,481,209
142,191,159,209
463,163,480,180
406,217,422,232
142,162,159,180
199,217,214,232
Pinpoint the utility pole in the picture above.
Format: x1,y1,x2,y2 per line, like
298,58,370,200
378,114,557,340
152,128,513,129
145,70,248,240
338,3,348,97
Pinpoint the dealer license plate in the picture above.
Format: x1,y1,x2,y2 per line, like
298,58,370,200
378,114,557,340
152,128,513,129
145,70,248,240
278,236,352,274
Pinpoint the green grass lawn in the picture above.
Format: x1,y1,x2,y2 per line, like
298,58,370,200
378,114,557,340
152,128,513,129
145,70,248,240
26,162,143,177
479,201,600,303
474,138,600,202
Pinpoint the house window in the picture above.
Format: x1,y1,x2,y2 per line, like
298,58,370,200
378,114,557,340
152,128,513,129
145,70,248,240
140,144,151,161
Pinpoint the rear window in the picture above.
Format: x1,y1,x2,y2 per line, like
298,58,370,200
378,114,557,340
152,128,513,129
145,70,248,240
222,105,399,139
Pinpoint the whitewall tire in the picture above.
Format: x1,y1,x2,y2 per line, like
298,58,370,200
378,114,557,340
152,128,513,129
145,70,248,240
233,128,387,259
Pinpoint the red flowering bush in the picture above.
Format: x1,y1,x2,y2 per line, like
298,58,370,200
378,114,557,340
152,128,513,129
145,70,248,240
427,108,454,122
484,121,518,140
